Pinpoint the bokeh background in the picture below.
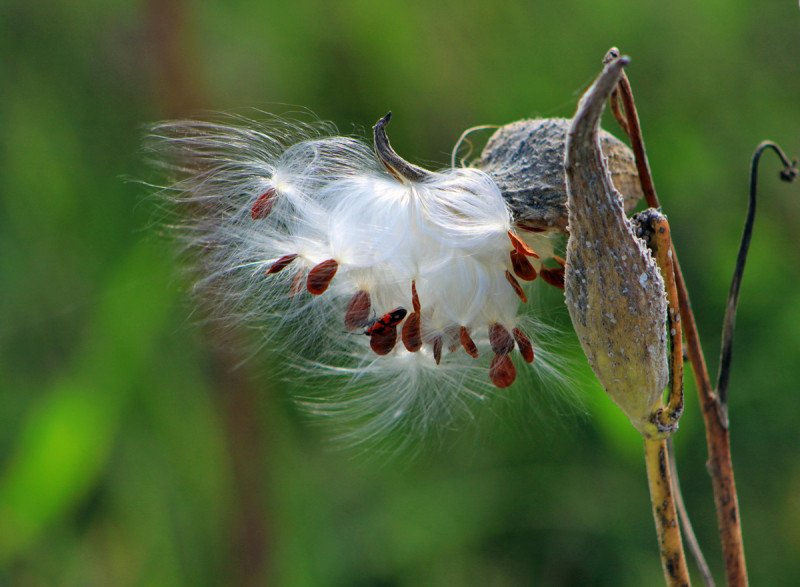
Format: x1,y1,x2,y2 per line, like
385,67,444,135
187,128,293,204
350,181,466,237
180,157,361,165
2,0,799,585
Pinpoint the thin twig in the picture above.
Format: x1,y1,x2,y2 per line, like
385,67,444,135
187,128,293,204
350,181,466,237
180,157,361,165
609,86,630,138
669,438,716,587
646,212,685,427
451,124,499,168
714,142,797,426
603,46,749,586
644,439,692,587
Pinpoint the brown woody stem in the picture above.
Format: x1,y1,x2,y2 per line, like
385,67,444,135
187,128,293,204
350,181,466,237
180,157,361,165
605,46,748,586
645,438,692,586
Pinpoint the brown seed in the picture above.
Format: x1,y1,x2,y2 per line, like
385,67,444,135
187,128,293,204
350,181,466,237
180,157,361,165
460,326,479,358
402,312,422,352
251,188,277,219
489,353,517,388
411,280,421,313
517,224,547,233
505,270,528,303
345,290,371,331
541,266,565,290
289,270,305,297
489,323,515,355
553,255,566,268
306,259,338,295
510,250,537,281
370,328,398,355
444,326,461,352
267,253,298,274
508,230,539,258
513,327,534,363
432,335,443,365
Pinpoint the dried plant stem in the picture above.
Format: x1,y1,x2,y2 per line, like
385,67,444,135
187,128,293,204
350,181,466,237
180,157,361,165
644,212,684,429
605,47,748,586
675,255,748,586
669,438,716,587
645,439,692,586
716,141,797,425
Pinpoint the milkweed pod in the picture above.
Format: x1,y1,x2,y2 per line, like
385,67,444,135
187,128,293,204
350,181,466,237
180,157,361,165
563,55,670,439
478,118,644,233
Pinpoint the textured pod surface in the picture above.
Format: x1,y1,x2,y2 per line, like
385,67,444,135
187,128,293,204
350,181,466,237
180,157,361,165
479,117,643,232
563,57,669,437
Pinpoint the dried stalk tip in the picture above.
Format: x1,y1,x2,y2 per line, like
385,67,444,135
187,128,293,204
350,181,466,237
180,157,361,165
373,113,433,184
563,55,671,439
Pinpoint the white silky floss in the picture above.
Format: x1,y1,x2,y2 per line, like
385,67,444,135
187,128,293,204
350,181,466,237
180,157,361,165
147,112,557,445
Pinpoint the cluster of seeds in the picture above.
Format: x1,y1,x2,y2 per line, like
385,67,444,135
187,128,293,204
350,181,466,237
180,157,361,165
239,113,565,388
147,111,565,440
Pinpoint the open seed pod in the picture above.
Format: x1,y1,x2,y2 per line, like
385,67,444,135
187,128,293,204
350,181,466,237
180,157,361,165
478,117,643,232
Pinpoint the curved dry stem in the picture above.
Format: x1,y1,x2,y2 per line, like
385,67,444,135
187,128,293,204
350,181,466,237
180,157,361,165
715,142,797,425
645,438,692,587
451,124,499,168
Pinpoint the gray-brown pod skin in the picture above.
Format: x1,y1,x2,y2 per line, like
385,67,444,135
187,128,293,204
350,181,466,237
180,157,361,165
563,56,670,438
477,118,643,232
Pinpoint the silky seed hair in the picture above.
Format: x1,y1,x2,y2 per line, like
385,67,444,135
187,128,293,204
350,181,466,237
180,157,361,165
145,111,568,449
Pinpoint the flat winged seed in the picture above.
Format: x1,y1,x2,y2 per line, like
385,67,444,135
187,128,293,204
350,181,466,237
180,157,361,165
432,335,443,365
541,267,565,289
251,188,277,219
267,253,299,275
345,290,372,330
489,323,515,355
411,280,421,313
402,312,422,352
289,270,305,297
489,353,517,388
460,326,479,358
517,225,546,233
370,328,398,355
512,328,534,363
306,259,338,295
508,230,539,258
445,326,461,352
510,250,537,281
505,270,528,302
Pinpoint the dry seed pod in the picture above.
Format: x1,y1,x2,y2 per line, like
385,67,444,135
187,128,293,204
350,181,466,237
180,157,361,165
478,117,643,232
563,56,670,439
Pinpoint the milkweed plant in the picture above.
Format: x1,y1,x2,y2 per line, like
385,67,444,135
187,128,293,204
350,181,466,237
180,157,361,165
146,46,797,585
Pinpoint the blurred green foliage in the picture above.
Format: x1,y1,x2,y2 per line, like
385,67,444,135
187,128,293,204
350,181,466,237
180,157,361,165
1,0,799,585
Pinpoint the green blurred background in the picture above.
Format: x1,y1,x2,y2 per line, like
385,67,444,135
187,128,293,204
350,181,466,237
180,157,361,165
1,0,799,585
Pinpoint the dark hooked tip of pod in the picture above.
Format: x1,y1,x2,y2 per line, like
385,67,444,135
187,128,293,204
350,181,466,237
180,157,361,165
373,112,434,184
476,117,644,233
